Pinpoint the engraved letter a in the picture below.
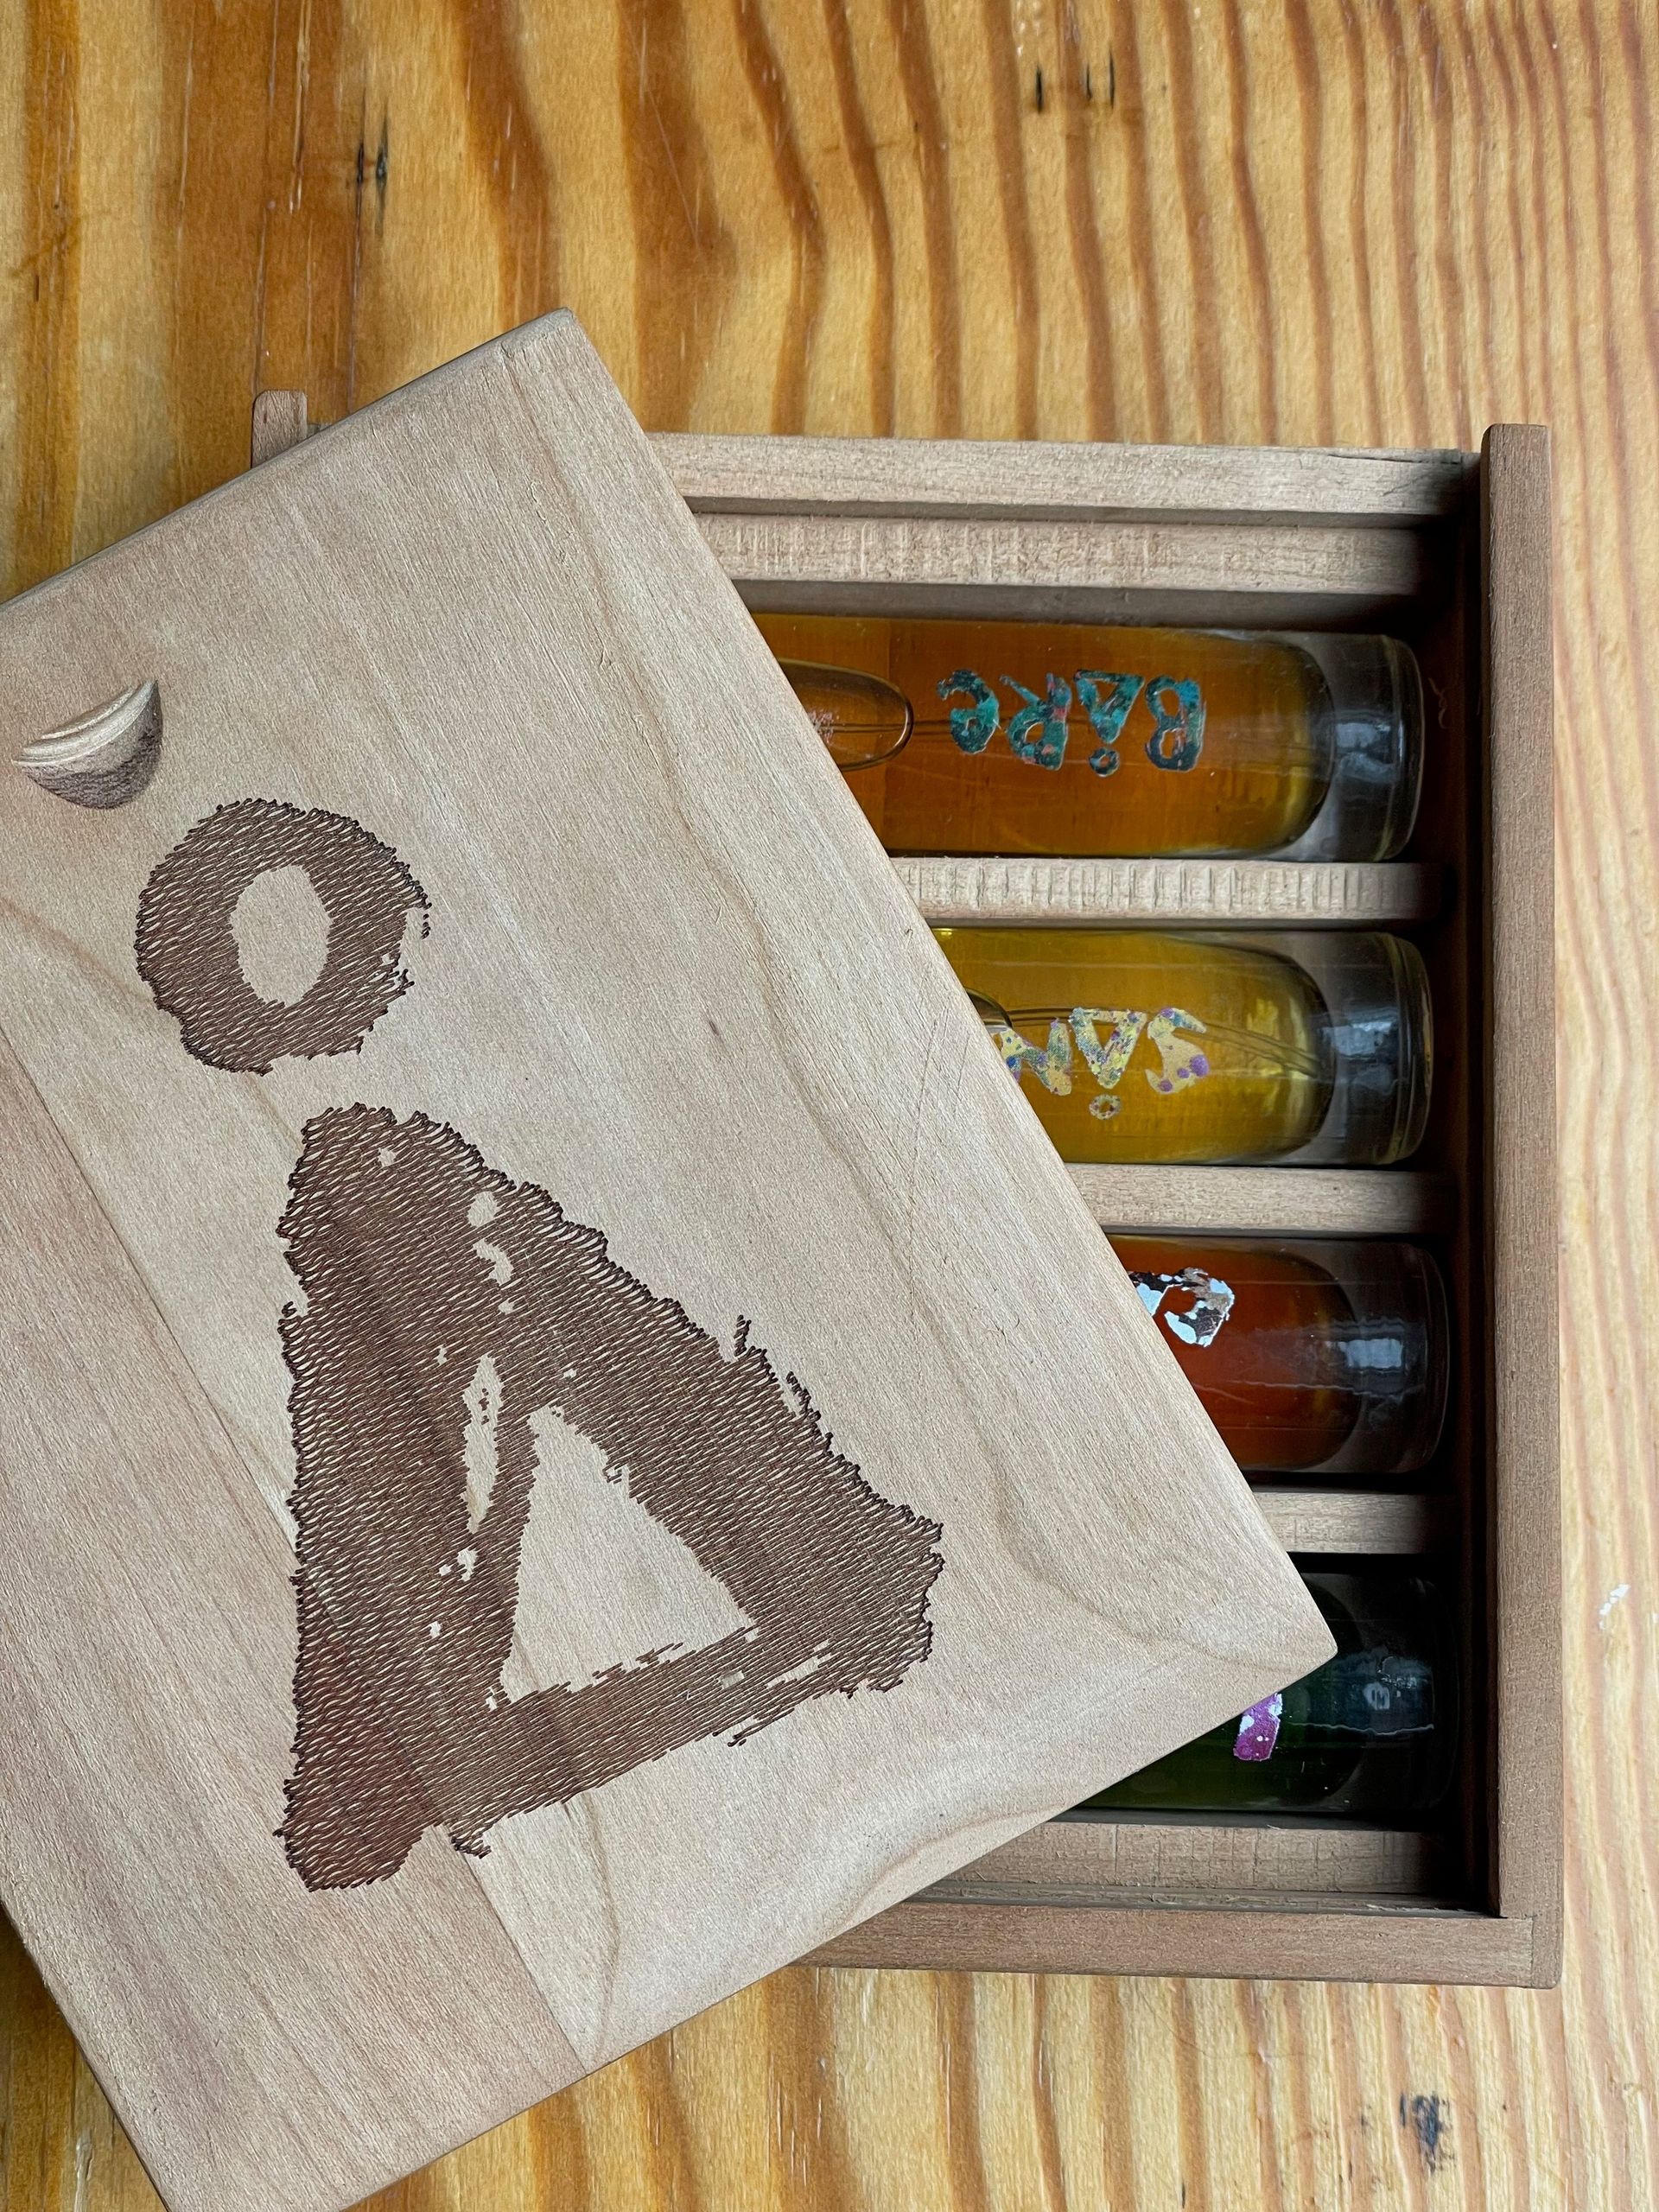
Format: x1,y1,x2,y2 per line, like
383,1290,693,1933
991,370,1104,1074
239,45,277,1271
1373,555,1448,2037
279,1106,944,1890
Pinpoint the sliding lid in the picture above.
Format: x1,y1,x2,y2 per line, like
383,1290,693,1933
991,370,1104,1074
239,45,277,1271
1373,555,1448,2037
0,312,1331,2212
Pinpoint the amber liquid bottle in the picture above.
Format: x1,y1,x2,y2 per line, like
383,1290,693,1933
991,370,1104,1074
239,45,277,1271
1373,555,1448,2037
1076,1571,1458,1821
758,613,1423,861
1109,1237,1449,1475
935,927,1432,1166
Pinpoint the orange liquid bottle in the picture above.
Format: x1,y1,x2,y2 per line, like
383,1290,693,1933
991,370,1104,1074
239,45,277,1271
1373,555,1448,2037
1109,1236,1448,1474
934,926,1432,1166
758,613,1422,861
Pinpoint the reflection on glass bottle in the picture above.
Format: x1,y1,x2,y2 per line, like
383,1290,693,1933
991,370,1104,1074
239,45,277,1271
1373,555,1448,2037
935,926,1432,1166
759,612,1424,861
1110,1237,1450,1475
1077,1571,1458,1821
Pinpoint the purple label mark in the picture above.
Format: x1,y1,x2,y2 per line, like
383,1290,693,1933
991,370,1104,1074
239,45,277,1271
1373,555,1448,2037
1233,1692,1283,1762
982,1003,1211,1122
1146,1008,1210,1095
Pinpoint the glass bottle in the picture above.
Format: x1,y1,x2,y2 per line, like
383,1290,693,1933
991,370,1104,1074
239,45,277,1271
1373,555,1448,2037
1109,1236,1450,1475
759,612,1423,861
1075,1570,1458,1821
935,926,1432,1166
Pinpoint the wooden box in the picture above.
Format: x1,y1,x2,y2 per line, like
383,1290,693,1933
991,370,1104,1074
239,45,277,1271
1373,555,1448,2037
645,424,1560,1991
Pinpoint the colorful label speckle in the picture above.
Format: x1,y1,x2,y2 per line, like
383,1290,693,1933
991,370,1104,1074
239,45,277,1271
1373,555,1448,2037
1128,1266,1236,1348
1233,1693,1283,1762
1143,1007,1210,1094
986,1017,1075,1096
987,1004,1210,1120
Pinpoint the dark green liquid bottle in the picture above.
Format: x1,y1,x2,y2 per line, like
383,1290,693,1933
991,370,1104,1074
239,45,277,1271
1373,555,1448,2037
1077,1571,1458,1821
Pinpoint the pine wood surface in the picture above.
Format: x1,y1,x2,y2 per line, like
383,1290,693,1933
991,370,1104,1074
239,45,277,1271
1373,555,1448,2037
0,3,1642,2209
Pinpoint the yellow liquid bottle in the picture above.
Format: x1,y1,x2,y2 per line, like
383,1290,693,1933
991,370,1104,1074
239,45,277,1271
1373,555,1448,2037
758,613,1423,861
935,927,1432,1166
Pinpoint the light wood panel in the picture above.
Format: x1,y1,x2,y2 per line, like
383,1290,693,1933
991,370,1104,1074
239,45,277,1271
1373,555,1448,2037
652,429,1472,524
927,1819,1442,1902
694,508,1429,627
1480,425,1562,1974
808,1899,1540,1984
1070,1163,1455,1236
0,312,1332,2210
1255,1489,1452,1557
250,389,309,467
0,1,1643,2209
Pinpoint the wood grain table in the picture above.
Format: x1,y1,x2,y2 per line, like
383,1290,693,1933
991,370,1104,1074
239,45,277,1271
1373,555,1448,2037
0,3,1647,2207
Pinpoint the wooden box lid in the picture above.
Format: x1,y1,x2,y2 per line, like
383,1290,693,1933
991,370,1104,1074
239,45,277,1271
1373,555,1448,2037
0,313,1332,2212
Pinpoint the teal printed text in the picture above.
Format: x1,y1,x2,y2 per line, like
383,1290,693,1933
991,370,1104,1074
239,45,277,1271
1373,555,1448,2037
938,669,1205,776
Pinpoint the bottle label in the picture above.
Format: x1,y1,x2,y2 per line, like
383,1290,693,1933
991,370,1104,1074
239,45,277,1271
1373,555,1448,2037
938,669,1206,777
1234,1694,1283,1761
1128,1266,1236,1347
984,1004,1211,1120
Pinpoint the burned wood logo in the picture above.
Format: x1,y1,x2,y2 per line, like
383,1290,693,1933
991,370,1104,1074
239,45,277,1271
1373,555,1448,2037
137,801,944,1891
137,798,429,1071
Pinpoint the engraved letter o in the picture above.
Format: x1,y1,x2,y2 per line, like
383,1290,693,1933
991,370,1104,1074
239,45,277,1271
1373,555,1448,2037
136,799,429,1073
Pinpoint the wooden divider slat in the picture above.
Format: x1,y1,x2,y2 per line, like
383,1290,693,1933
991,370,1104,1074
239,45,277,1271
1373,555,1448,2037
653,432,1471,528
1070,1164,1454,1236
900,855,1440,927
926,1818,1440,1903
699,512,1429,626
